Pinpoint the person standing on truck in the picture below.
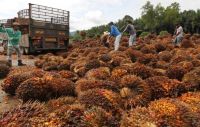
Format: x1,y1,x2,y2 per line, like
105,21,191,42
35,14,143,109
0,22,26,66
108,22,121,51
123,20,137,46
173,23,184,47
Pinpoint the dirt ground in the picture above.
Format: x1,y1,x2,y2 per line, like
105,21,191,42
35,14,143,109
0,49,36,113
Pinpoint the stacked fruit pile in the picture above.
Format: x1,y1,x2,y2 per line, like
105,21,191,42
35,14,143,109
1,34,200,126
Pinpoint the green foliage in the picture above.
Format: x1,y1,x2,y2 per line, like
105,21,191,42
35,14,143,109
83,1,200,38
140,32,150,38
72,31,82,41
159,31,169,36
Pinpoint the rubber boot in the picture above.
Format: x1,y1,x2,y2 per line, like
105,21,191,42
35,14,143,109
8,60,12,67
18,60,26,66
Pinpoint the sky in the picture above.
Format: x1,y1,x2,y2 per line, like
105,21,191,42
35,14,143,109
0,0,200,31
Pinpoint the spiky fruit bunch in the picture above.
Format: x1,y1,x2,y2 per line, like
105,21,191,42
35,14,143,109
46,97,77,111
182,67,200,91
166,65,187,81
0,102,47,127
50,77,75,97
140,45,156,54
8,66,38,76
120,107,157,127
42,61,58,71
49,104,85,127
29,104,85,127
99,54,112,62
155,60,169,69
145,76,185,99
177,61,194,72
111,56,124,67
154,43,166,52
85,59,100,71
0,60,10,67
34,59,46,68
179,92,200,113
148,98,192,127
82,106,119,127
129,63,155,79
158,51,172,62
58,70,79,82
170,55,192,65
181,39,195,48
16,77,54,102
120,75,151,108
57,59,74,70
0,64,9,79
2,70,45,95
76,79,120,94
110,67,128,82
85,67,110,80
78,89,122,112
137,53,158,66
192,59,200,67
125,48,143,62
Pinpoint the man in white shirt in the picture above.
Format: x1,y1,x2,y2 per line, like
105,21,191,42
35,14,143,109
174,23,184,47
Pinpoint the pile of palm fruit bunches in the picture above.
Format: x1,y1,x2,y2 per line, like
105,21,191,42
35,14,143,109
0,34,200,127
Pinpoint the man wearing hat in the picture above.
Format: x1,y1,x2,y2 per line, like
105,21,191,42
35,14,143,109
0,22,25,66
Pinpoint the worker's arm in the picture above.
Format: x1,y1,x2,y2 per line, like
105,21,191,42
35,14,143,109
110,26,115,36
122,25,128,33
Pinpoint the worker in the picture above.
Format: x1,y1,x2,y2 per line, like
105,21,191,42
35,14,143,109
173,23,184,47
0,22,26,66
123,20,137,46
100,31,110,48
108,22,121,51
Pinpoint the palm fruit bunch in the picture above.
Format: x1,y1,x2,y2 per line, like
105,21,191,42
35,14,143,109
166,65,187,81
8,66,38,76
191,59,200,67
85,59,100,70
154,42,166,53
155,60,169,69
110,67,128,82
58,70,79,82
0,102,47,127
0,60,11,67
29,104,85,127
137,53,158,66
177,61,194,72
78,89,122,113
98,54,112,63
178,92,200,114
120,107,157,127
120,75,152,109
182,67,200,91
158,51,172,62
16,77,54,102
82,106,119,127
145,76,185,99
140,44,156,54
181,39,195,48
125,48,143,62
57,58,74,70
129,63,155,79
46,96,77,111
50,77,75,97
148,98,195,127
2,70,45,95
0,64,9,79
34,59,46,68
170,55,192,65
42,61,58,71
85,67,110,80
75,79,120,94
